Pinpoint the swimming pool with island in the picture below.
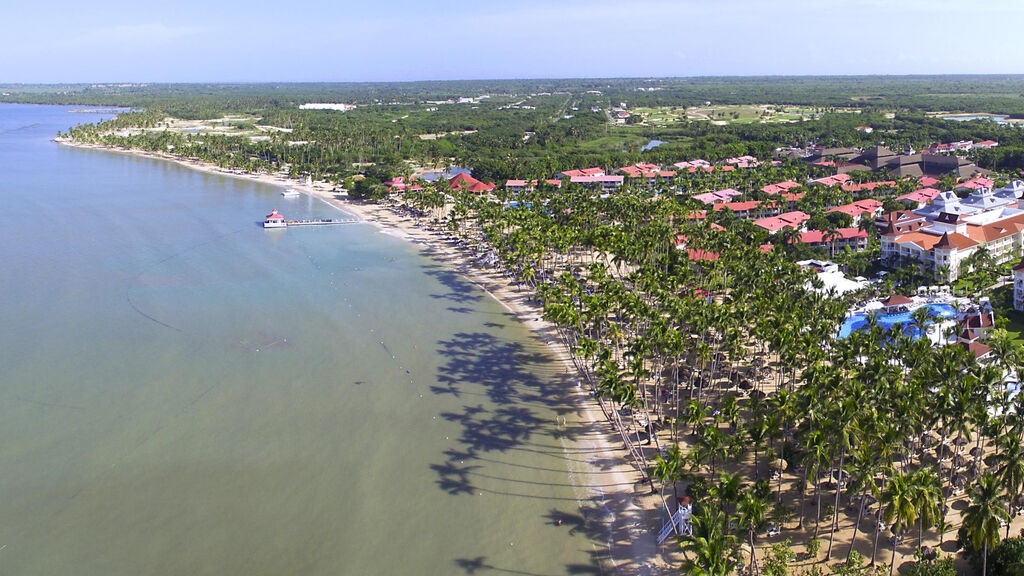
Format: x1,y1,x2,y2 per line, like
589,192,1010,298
838,303,958,339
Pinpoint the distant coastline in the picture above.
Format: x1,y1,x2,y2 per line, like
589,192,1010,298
68,108,125,114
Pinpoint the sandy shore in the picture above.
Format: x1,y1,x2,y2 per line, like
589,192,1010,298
56,139,669,575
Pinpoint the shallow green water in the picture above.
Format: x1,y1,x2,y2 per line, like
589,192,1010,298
0,105,603,575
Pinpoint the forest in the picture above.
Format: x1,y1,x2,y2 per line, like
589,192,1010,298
6,75,1024,182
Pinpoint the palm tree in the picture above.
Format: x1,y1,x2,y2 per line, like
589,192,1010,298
963,472,1010,576
995,435,1024,538
649,444,685,525
881,471,917,576
738,493,769,576
845,448,882,565
908,467,943,555
680,507,738,576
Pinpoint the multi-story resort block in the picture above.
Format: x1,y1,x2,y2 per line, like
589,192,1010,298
881,181,1024,280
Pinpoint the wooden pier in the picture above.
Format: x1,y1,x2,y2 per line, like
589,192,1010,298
284,218,362,227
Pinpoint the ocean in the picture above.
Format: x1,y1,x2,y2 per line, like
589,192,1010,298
0,104,604,575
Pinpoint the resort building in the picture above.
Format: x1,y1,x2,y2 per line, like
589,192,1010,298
505,179,562,193
557,167,605,178
828,199,884,225
673,159,712,172
896,188,942,208
880,181,1024,280
876,210,927,234
798,228,869,254
618,163,661,177
762,180,801,195
841,180,895,193
618,164,677,187
712,200,780,220
809,173,852,187
1014,258,1024,312
569,175,624,192
448,172,496,193
754,211,810,234
692,188,742,204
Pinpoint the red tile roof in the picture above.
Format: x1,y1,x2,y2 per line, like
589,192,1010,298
762,181,801,195
799,227,868,244
933,231,978,251
896,187,941,204
881,294,913,307
753,211,810,232
841,180,896,193
828,199,883,218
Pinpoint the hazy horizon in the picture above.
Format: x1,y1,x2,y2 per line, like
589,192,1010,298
4,0,1024,84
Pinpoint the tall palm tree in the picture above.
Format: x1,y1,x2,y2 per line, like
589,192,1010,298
680,507,738,576
908,467,943,555
963,472,1010,576
738,492,769,576
995,435,1024,538
881,471,917,576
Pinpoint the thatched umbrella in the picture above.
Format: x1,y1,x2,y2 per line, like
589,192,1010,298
971,460,986,478
954,435,969,447
970,446,985,458
953,474,968,488
769,459,789,472
921,432,939,447
953,454,969,469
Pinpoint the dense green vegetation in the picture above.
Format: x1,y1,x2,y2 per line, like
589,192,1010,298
8,76,1024,182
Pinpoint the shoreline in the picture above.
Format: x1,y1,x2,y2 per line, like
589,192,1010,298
56,139,668,575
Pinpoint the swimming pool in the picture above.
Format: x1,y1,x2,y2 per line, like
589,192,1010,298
838,303,958,339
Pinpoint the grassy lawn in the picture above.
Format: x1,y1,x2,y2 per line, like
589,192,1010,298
988,284,1024,344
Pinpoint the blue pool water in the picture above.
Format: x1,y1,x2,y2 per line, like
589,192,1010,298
839,303,958,339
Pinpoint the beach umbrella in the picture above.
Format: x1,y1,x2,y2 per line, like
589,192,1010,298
748,389,766,400
935,444,954,460
970,461,986,478
738,379,753,390
769,459,789,472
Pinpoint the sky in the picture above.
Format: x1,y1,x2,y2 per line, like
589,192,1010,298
4,0,1024,83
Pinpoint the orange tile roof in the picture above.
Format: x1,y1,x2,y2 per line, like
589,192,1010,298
889,231,947,251
933,232,978,250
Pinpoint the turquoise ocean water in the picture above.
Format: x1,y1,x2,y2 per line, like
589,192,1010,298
0,104,603,575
